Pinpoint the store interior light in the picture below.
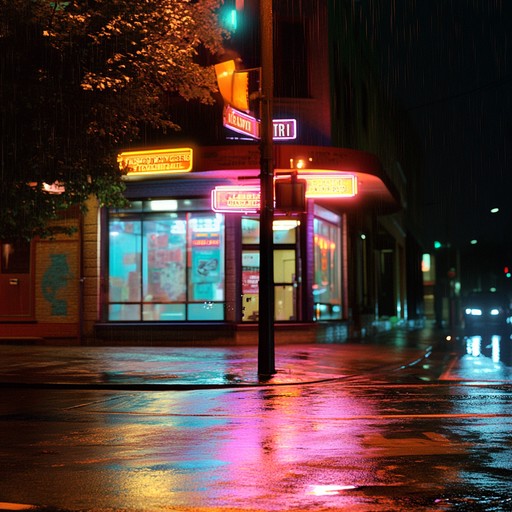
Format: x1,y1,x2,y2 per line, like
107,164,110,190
149,200,178,211
273,219,300,231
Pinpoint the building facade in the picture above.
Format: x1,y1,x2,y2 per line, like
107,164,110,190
0,0,424,344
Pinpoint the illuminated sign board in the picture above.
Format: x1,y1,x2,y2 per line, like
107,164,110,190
223,106,260,138
118,147,193,178
211,185,261,213
273,119,296,140
223,106,297,140
303,175,357,198
212,176,356,213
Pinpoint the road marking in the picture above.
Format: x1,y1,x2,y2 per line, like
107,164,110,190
362,432,468,456
0,503,35,511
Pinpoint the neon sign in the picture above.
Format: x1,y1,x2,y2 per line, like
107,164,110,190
118,147,193,178
211,186,261,213
212,177,357,213
304,175,357,198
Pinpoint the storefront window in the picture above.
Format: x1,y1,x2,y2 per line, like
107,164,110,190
313,206,342,320
241,217,298,245
108,199,225,321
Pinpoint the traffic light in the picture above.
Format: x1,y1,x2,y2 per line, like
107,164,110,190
504,266,511,278
275,174,307,213
214,60,249,112
219,1,245,32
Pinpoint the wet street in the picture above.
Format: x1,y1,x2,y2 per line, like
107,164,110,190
1,329,512,511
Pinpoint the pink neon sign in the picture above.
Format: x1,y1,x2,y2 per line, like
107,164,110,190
211,186,261,213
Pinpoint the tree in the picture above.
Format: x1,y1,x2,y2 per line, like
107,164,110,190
0,0,227,240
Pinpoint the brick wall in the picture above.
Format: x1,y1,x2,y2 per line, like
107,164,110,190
82,196,101,340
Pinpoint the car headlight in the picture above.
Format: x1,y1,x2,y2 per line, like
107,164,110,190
490,308,500,316
465,308,482,316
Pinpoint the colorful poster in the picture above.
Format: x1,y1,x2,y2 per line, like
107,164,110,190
191,232,220,284
242,270,259,294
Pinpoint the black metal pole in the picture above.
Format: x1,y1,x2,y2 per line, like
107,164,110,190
258,0,275,377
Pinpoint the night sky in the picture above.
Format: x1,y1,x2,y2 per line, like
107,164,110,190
360,0,512,253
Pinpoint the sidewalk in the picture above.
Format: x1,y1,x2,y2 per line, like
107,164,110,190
0,326,442,390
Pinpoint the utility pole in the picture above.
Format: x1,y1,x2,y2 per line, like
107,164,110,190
258,0,275,377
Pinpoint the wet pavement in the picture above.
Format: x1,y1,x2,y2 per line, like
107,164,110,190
0,326,438,390
2,325,512,512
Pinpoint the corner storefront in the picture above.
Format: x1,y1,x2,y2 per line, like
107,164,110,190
91,143,401,345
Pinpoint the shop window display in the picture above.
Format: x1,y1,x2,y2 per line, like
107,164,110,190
108,199,225,321
313,208,342,320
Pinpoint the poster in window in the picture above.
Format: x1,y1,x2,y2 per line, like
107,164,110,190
191,232,220,284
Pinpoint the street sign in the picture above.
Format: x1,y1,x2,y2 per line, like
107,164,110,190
223,105,297,141
223,106,260,138
273,119,296,140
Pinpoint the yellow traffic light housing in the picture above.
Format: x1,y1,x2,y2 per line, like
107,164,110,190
214,59,250,112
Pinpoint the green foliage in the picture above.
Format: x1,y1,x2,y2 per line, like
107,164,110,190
0,0,227,240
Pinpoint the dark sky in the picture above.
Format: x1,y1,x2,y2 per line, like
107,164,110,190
360,0,512,252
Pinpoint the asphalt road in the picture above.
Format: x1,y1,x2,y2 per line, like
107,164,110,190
1,328,512,511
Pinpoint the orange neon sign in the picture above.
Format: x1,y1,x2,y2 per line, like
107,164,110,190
303,175,357,198
118,147,193,178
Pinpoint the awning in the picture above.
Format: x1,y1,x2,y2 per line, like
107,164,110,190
195,145,403,213
122,144,404,214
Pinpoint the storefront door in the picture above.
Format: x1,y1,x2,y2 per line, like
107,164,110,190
0,240,33,319
274,248,299,321
241,219,301,322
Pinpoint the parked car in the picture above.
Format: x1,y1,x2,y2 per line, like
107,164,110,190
463,290,512,331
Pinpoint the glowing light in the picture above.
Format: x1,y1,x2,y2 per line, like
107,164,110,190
303,175,357,198
118,147,193,178
42,181,65,194
149,200,178,211
0,502,36,511
490,207,500,213
422,253,431,272
307,484,357,496
273,119,297,140
230,9,237,31
273,220,300,230
211,185,260,213
212,174,357,213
